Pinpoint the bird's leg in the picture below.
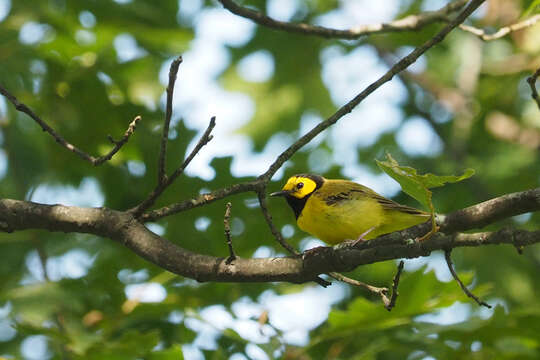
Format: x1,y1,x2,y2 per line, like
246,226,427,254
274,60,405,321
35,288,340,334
336,227,376,249
416,214,440,242
352,226,376,246
416,225,440,242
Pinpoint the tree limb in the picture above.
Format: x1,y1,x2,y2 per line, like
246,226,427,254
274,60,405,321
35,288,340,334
1,187,537,284
0,84,141,166
218,0,467,39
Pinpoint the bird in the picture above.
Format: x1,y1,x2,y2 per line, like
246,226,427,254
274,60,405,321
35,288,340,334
270,174,431,245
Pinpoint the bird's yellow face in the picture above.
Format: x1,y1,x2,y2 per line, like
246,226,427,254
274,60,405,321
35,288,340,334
278,176,319,199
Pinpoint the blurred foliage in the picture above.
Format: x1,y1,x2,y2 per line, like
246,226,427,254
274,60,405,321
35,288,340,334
0,0,539,359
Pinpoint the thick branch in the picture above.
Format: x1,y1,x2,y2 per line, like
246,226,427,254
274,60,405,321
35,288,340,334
0,84,140,166
459,14,540,41
441,187,540,232
1,186,538,284
260,0,486,180
218,0,467,39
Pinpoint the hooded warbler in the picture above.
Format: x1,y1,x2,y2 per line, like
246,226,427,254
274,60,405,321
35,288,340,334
270,174,430,245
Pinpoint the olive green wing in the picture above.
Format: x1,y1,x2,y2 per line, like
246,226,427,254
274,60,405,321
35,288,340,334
320,180,427,215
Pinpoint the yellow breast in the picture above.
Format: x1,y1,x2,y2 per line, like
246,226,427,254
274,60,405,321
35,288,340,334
297,193,385,245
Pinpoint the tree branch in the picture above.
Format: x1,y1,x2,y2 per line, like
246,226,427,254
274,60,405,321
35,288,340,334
328,271,389,304
444,250,491,308
1,187,537,284
218,0,467,39
158,55,183,184
440,187,540,232
0,84,141,166
459,14,540,41
385,261,405,311
140,180,260,222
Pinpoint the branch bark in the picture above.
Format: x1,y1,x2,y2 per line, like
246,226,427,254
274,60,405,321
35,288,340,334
1,187,538,284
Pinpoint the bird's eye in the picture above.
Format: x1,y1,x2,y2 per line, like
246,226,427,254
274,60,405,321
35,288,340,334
297,182,304,189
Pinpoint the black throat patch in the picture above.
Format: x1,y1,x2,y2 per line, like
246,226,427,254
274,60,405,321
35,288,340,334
285,195,308,219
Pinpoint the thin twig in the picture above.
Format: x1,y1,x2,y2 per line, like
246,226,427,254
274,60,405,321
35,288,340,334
224,202,236,264
0,84,141,166
158,56,183,184
95,116,142,165
132,117,216,217
328,261,404,310
459,14,540,41
527,67,540,111
329,272,389,301
260,0,486,180
140,180,260,222
257,190,330,287
218,0,467,39
256,189,299,256
444,250,491,308
385,260,405,311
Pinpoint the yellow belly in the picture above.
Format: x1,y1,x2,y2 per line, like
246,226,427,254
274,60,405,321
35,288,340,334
297,195,428,245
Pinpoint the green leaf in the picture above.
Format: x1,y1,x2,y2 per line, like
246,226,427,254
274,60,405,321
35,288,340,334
376,153,475,210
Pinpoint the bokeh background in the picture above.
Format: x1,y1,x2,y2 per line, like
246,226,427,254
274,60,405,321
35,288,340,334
1,0,539,359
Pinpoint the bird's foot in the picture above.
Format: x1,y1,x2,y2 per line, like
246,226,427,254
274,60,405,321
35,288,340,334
416,225,440,242
301,246,328,260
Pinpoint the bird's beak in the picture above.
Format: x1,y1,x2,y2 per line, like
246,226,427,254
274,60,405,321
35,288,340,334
270,190,291,197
